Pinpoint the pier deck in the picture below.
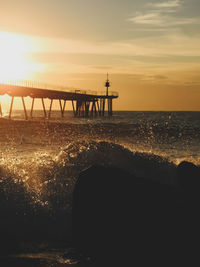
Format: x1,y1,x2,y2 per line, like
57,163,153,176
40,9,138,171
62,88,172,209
0,82,118,119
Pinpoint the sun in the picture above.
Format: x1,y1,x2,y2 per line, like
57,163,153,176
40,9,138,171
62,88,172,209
0,31,40,82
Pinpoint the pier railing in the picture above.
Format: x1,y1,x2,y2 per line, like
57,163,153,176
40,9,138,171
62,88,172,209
0,80,118,97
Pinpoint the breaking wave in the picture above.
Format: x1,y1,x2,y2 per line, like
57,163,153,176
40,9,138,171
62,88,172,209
0,141,182,214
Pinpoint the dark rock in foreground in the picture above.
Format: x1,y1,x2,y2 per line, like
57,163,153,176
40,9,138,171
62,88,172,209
177,161,200,189
176,161,200,249
72,165,189,265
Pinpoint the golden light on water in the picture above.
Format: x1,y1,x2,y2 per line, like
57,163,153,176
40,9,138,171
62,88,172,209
0,94,11,115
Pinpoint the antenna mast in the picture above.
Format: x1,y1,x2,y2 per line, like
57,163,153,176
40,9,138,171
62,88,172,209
105,73,110,96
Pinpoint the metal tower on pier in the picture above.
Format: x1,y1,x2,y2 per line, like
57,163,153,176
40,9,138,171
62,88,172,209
105,73,110,96
105,73,112,116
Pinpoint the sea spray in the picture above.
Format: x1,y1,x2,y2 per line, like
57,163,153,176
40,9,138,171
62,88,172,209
1,141,178,215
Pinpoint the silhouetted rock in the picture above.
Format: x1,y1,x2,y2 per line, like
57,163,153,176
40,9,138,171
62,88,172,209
177,161,200,190
72,165,183,265
176,161,200,249
72,165,133,259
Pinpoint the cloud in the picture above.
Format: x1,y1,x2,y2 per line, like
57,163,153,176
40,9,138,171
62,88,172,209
129,12,163,25
128,0,199,27
148,0,182,8
129,12,198,26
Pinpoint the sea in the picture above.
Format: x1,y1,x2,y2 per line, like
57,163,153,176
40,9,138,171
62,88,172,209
0,110,199,266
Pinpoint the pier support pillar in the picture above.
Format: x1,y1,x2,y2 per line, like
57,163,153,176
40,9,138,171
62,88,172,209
85,102,90,117
102,99,105,116
75,100,79,117
99,99,102,116
108,99,113,116
72,100,76,116
21,96,28,120
94,100,97,116
59,99,63,117
30,98,35,118
75,100,84,117
90,101,94,116
90,100,97,117
59,99,66,117
63,100,66,116
48,99,53,118
96,100,100,116
9,96,14,119
41,98,47,118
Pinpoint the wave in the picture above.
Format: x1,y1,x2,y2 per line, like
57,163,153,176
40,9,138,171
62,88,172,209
0,141,198,255
57,141,177,185
0,141,193,210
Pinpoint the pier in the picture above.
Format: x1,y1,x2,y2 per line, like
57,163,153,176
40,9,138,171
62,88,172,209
0,78,118,119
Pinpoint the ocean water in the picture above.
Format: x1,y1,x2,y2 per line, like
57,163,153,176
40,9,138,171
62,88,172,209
0,110,199,265
3,110,199,163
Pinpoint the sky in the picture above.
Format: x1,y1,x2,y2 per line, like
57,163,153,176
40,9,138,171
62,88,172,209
0,0,200,111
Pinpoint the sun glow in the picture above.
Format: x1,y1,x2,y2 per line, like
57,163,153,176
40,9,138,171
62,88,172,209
0,32,42,81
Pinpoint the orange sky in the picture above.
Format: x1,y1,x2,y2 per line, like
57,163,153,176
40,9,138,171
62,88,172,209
0,0,200,111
